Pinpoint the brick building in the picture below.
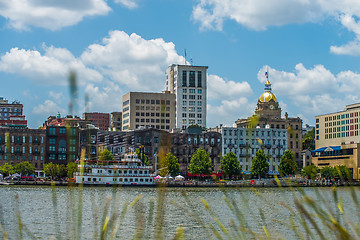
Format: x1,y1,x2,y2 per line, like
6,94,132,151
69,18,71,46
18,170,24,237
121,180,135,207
83,112,110,131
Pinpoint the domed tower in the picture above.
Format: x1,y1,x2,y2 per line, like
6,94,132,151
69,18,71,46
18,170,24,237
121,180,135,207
255,71,281,120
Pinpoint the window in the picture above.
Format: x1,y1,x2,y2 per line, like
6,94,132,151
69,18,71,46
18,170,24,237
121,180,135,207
49,138,56,144
182,95,187,99
59,128,66,134
197,71,202,87
182,107,186,111
182,101,187,105
189,71,195,87
182,89,187,93
182,71,187,86
197,101,202,106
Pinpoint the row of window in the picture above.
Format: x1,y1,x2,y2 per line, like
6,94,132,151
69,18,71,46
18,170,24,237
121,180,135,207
135,118,170,123
0,146,43,154
0,107,21,112
134,106,171,112
223,129,287,138
95,169,149,175
182,113,202,118
324,131,359,139
182,101,202,106
182,95,202,100
224,138,287,146
135,112,170,117
0,155,43,161
48,127,77,136
323,112,359,122
182,119,202,125
0,135,44,144
182,89,202,94
182,107,202,112
134,99,171,105
324,125,359,133
224,147,284,156
82,177,153,183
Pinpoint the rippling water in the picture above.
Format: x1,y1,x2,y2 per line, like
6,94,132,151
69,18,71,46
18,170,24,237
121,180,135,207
0,185,359,239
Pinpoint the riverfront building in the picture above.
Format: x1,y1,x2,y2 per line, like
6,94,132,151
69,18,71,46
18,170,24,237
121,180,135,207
312,103,360,180
83,112,110,131
221,126,287,174
235,76,303,169
110,112,122,131
165,64,208,130
0,127,46,175
121,91,176,131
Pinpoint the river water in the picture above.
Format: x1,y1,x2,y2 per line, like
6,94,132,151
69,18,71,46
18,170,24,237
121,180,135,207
0,185,359,239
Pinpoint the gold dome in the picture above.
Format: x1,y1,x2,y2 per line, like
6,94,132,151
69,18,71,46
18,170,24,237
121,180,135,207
259,92,277,103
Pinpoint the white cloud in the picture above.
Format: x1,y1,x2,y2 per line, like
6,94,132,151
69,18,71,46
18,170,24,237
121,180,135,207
0,0,111,30
192,0,360,55
255,64,360,124
207,98,254,127
0,45,103,85
32,100,66,116
81,30,185,91
207,74,252,100
48,91,64,101
114,0,140,9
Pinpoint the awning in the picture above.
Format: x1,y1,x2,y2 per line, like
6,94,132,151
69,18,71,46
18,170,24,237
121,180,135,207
312,146,340,153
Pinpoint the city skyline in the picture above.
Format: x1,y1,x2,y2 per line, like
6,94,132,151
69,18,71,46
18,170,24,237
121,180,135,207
1,1,360,128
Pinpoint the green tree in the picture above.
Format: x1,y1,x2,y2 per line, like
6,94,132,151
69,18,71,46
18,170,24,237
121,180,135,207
66,162,78,178
160,152,180,177
320,166,335,179
44,162,58,179
301,165,319,180
14,161,35,176
302,128,315,151
0,163,15,177
188,148,213,175
278,150,298,176
98,149,114,165
136,148,150,166
334,165,352,181
58,164,67,178
250,150,269,179
220,151,241,179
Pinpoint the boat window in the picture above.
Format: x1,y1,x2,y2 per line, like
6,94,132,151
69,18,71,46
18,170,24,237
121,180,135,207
134,171,137,174
119,178,123,182
113,178,117,182
109,170,112,174
139,171,143,174
99,178,101,181
93,178,96,181
130,178,133,182
124,178,128,182
135,178,138,182
88,178,91,181
129,170,132,174
140,179,143,182
124,171,127,174
145,179,149,182
150,179,152,182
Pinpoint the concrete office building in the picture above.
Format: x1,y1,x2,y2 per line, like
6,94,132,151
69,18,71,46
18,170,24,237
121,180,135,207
122,91,176,131
312,103,360,180
165,64,208,130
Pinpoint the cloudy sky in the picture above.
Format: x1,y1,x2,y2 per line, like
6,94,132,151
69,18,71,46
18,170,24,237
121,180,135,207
1,0,360,128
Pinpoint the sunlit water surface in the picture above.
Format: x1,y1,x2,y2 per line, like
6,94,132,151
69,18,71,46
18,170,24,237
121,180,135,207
0,185,359,239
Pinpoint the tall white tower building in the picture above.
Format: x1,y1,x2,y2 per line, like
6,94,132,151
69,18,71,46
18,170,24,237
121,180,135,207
165,64,208,130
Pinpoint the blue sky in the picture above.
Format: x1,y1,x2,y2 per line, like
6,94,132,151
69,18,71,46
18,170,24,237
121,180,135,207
1,0,360,128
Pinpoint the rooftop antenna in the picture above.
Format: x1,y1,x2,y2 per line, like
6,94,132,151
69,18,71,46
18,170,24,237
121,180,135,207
184,49,187,65
190,58,193,66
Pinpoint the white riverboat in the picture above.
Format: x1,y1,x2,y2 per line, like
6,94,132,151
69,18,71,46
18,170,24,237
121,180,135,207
74,153,155,185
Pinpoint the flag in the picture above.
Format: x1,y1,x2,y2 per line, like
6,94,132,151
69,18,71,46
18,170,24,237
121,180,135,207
265,72,268,78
